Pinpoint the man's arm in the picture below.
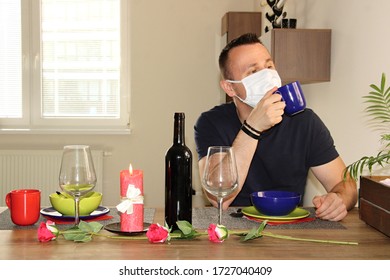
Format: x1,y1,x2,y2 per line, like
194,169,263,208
198,129,258,210
198,90,285,210
311,156,358,221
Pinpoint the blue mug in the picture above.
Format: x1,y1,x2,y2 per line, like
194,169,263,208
275,81,306,116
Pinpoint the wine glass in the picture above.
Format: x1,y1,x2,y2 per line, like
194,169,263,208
59,145,97,225
202,146,238,225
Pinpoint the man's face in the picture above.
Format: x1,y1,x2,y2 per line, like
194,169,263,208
227,43,276,99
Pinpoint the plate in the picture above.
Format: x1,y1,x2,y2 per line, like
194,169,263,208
242,206,310,220
244,215,316,225
40,206,110,220
104,222,151,236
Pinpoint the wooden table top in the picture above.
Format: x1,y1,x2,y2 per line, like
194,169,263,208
0,207,389,260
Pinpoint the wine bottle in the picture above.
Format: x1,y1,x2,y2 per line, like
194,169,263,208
165,112,193,230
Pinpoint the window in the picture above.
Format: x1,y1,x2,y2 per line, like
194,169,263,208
0,0,130,133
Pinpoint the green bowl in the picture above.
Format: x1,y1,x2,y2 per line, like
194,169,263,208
49,191,102,216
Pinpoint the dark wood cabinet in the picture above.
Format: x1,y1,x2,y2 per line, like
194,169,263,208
261,29,331,84
359,176,390,237
221,12,262,43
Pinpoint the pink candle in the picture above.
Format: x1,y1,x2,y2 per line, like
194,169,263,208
118,164,144,232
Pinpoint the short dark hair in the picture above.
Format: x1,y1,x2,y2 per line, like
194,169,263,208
218,33,262,79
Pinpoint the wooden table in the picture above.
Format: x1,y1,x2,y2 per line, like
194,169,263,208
0,207,389,260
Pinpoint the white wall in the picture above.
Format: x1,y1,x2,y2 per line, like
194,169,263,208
1,0,388,208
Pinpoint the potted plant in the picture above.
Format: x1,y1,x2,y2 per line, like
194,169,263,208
345,73,390,237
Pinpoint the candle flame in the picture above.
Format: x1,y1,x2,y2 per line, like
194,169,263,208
129,163,133,175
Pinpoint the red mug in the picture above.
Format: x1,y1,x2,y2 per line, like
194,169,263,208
6,189,41,226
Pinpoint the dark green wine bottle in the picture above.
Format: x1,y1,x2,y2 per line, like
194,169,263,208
165,112,193,230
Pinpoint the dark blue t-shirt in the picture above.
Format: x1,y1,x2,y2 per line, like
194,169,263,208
194,102,339,206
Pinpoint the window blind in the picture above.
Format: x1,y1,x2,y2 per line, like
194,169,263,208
0,0,129,133
41,0,120,119
0,0,22,118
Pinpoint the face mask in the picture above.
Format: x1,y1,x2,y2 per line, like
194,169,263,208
226,69,282,107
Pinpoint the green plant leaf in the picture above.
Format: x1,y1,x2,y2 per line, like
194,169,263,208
59,221,103,243
176,220,193,235
74,235,92,242
344,73,390,180
240,220,267,242
78,221,94,233
86,221,104,233
175,220,201,239
63,231,87,241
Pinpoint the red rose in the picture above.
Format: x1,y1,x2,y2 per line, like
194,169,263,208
146,223,170,243
207,224,228,243
37,221,58,242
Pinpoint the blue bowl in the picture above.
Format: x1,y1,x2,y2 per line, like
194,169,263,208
250,191,301,216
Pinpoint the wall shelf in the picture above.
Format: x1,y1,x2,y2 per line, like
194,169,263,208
221,12,262,43
261,29,331,84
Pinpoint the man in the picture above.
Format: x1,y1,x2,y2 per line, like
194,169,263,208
194,33,357,221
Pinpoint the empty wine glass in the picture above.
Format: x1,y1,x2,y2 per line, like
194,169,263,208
59,145,97,225
202,146,238,225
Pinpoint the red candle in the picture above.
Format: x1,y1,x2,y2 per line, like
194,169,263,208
117,164,144,232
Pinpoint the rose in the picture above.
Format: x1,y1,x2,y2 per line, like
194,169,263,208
207,224,228,243
146,223,170,243
37,221,104,243
37,221,59,242
36,220,358,245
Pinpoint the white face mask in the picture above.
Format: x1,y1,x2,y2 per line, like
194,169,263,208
226,69,282,107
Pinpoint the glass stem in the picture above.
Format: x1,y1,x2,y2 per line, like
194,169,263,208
217,197,223,225
74,195,81,225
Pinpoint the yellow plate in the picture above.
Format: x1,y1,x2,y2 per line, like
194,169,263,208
242,206,310,220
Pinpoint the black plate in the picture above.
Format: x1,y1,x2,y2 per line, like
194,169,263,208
104,222,151,236
40,206,110,220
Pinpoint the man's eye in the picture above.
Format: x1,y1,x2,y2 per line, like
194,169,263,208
267,64,276,69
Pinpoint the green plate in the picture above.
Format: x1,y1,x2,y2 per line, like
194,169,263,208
242,206,310,220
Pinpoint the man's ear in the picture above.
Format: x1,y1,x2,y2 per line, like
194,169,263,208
220,80,236,98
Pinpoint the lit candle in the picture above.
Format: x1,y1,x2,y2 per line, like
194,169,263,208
116,164,144,232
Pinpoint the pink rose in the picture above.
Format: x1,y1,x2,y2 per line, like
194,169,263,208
37,221,58,242
207,224,228,243
146,223,170,243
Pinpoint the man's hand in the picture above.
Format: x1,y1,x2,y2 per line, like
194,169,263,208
246,87,286,133
312,193,348,221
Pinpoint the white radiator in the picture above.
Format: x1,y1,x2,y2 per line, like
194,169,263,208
0,150,103,207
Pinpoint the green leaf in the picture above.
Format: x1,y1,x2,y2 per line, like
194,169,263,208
74,235,92,243
241,220,267,242
87,221,104,233
78,221,94,233
241,227,260,242
176,220,193,235
175,220,201,239
344,73,390,180
59,221,104,242
63,231,87,241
